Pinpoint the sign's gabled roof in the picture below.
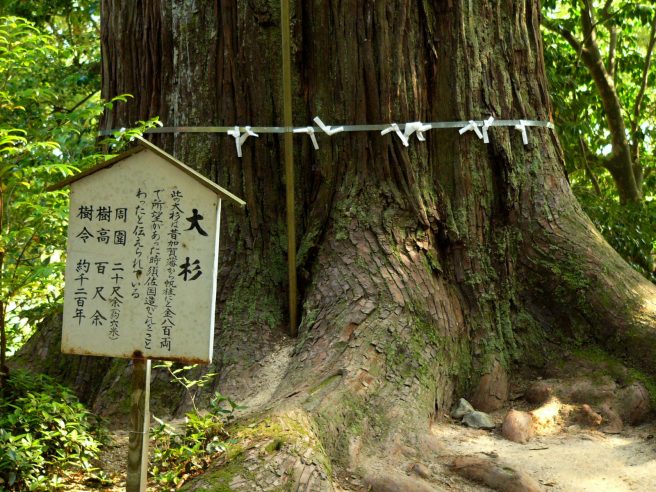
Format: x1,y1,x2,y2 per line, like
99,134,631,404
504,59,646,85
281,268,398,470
49,136,246,208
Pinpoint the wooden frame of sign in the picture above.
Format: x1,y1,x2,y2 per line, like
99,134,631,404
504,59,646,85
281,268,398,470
51,136,245,491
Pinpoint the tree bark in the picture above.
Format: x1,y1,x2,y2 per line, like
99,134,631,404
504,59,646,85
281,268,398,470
16,0,656,488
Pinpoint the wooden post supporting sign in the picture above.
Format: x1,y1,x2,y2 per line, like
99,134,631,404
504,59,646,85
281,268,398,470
127,358,150,491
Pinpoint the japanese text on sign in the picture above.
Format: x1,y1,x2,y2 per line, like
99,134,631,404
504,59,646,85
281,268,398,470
62,149,221,363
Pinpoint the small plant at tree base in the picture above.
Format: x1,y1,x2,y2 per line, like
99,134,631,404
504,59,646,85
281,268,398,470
0,370,109,490
150,363,241,489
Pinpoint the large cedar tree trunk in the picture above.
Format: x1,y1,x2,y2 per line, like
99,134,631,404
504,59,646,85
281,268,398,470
17,0,656,489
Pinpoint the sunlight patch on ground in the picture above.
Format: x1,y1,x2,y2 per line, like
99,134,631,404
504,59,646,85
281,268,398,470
531,398,564,435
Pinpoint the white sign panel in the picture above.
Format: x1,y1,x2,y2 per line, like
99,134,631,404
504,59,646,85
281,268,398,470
62,149,221,363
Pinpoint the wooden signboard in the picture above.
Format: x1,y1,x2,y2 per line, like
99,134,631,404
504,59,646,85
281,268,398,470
58,138,244,363
52,137,244,491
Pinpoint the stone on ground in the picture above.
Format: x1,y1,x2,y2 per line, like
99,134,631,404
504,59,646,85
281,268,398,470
599,403,624,434
524,381,552,405
409,462,431,479
579,404,603,427
616,383,650,425
365,472,442,492
502,409,534,443
462,411,496,430
450,398,475,419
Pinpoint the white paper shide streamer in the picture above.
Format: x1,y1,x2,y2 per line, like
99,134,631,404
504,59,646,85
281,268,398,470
404,121,432,142
482,116,495,144
108,115,553,157
514,120,529,145
313,116,344,136
458,120,483,140
381,123,409,146
227,126,259,157
293,126,319,149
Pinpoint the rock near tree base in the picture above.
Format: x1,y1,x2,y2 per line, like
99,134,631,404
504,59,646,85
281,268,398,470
451,455,542,492
450,398,476,419
462,411,496,430
502,409,534,443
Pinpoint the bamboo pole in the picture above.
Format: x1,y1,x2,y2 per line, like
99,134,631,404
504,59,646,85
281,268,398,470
281,0,298,336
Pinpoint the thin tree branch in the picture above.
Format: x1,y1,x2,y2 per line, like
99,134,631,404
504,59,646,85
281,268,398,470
575,1,643,200
579,136,602,196
51,90,99,115
542,18,583,54
0,187,4,252
607,25,617,79
630,13,656,159
10,233,37,286
580,0,597,46
1,298,7,390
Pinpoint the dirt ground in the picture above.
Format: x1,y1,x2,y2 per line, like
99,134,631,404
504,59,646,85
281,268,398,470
64,347,656,491
84,412,656,491
425,350,656,492
432,415,656,491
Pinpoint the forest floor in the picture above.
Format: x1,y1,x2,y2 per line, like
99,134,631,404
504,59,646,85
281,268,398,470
63,347,656,491
427,412,656,491
70,415,656,491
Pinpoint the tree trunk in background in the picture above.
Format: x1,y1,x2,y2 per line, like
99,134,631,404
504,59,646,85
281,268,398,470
17,0,656,488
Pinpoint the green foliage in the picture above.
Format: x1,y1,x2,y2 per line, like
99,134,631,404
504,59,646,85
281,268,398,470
0,14,108,358
542,1,656,281
543,2,656,176
0,16,80,355
150,363,240,490
150,395,239,490
155,361,219,413
0,369,108,490
577,188,656,281
0,15,162,358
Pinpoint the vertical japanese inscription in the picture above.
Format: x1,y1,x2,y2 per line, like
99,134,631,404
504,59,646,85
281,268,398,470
74,204,128,246
178,207,207,281
108,262,124,340
90,261,107,329
69,187,191,351
70,209,128,340
73,259,90,324
132,189,147,299
144,189,164,350
162,190,182,351
69,187,212,352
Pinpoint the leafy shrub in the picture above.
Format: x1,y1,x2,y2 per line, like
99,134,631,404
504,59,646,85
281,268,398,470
576,188,656,283
150,391,239,490
149,362,240,489
0,370,107,490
